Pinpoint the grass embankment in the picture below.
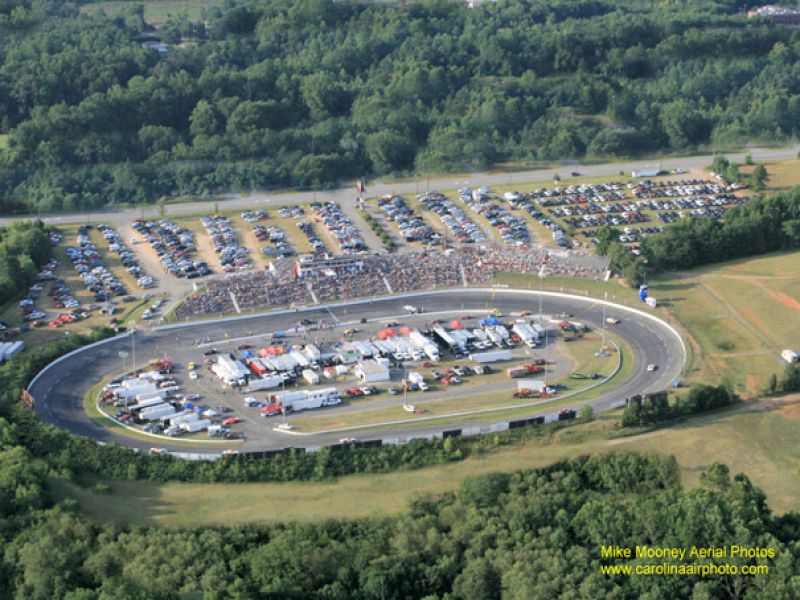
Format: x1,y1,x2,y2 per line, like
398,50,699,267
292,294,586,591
51,393,800,525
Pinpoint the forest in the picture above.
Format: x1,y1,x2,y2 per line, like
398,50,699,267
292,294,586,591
1,0,800,212
4,445,800,598
0,221,52,305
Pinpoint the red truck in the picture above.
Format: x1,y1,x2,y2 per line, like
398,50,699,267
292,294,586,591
506,364,545,378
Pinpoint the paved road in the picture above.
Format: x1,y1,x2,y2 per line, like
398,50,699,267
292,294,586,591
29,288,685,454
5,145,798,229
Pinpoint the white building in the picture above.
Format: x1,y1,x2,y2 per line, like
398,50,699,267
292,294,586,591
781,349,799,364
355,360,391,383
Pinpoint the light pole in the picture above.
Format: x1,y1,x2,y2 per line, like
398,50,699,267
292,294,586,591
118,350,129,411
130,323,136,374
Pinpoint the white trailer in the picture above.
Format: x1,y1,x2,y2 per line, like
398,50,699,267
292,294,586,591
289,350,310,368
283,387,341,412
135,390,166,402
434,326,465,352
212,362,245,387
129,397,166,412
248,375,283,391
472,329,489,342
469,349,512,363
410,331,440,361
4,340,24,361
170,412,200,426
208,425,225,437
302,369,320,384
218,354,249,380
115,382,158,400
486,328,505,346
272,389,307,404
407,372,425,385
139,403,176,421
512,323,538,347
181,418,211,433
303,344,321,361
163,410,194,425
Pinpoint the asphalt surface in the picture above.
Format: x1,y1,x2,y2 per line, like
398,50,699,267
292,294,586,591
5,145,798,229
29,289,685,454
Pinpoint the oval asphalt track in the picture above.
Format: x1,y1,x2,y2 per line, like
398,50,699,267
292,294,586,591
29,289,685,453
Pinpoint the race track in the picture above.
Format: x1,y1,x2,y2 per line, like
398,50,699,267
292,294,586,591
29,289,686,454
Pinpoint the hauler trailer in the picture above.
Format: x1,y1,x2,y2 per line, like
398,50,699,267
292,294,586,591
217,354,248,386
115,381,158,400
181,418,211,433
129,396,167,412
248,374,283,391
282,387,341,412
139,403,176,421
512,323,538,348
409,331,440,361
469,349,512,363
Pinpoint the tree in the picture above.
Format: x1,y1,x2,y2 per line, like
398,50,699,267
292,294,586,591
780,363,800,392
579,404,594,421
752,164,769,191
661,100,709,148
365,131,415,173
189,101,224,138
156,198,166,218
769,373,778,394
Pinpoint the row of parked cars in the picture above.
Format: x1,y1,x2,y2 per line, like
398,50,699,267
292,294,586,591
522,182,626,201
296,220,327,254
633,195,744,213
459,188,529,245
630,179,726,199
254,224,295,256
419,191,486,244
279,206,306,219
562,211,648,230
133,220,208,278
201,215,253,272
241,209,268,223
378,195,438,244
548,202,642,218
68,227,127,301
96,224,154,288
313,202,367,253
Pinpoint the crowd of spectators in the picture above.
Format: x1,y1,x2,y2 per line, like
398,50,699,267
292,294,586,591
174,245,610,319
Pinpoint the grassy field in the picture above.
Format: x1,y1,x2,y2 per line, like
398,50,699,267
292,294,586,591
648,251,800,395
80,0,219,22
51,393,800,525
739,156,800,191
